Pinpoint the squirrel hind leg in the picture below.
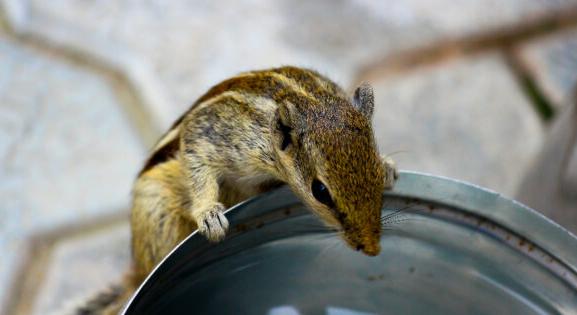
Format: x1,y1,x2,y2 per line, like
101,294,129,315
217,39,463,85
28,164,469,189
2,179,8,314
131,160,196,277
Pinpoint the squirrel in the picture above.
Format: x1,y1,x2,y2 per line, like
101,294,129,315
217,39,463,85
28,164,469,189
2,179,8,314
76,66,398,315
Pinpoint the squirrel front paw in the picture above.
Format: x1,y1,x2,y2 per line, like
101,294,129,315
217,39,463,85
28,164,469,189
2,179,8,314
382,156,399,190
193,203,229,242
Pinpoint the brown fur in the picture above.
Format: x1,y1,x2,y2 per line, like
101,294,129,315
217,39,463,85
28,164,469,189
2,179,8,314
83,66,397,314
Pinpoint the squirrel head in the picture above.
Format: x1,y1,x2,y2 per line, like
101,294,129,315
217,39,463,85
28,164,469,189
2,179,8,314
272,83,385,256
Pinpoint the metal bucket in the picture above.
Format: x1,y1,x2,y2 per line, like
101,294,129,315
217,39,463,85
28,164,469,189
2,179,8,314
123,171,577,315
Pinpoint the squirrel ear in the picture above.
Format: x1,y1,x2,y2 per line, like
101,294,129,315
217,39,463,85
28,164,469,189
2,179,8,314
352,83,374,120
277,101,299,126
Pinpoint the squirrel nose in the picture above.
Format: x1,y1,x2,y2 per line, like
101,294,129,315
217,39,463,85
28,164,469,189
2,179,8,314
356,242,380,256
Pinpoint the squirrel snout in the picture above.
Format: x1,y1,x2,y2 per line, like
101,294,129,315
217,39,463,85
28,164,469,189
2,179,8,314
357,241,380,256
344,226,382,256
350,235,380,256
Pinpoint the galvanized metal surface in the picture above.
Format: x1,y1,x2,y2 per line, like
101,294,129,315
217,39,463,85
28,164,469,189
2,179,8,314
123,171,577,315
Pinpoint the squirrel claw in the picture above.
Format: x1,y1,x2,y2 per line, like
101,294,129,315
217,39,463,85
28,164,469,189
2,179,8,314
195,204,229,242
382,156,398,190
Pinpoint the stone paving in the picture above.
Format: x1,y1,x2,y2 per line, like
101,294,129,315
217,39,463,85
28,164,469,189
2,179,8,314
515,27,577,109
32,222,130,315
1,1,577,314
371,53,543,196
0,34,143,314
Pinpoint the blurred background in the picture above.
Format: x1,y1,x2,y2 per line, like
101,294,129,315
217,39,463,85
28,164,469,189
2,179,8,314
1,1,576,314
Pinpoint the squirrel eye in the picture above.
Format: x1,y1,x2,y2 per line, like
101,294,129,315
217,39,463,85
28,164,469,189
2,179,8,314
311,179,334,207
278,119,292,150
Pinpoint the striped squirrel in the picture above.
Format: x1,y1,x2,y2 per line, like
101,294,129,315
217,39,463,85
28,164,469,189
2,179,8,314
78,66,397,314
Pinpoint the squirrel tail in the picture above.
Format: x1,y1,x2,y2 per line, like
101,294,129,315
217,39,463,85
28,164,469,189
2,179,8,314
73,284,126,315
68,270,141,315
66,270,141,315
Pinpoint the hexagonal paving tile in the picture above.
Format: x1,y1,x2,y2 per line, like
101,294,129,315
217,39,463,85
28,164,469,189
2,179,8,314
0,36,144,311
31,221,130,315
8,0,577,128
515,27,577,110
371,53,544,197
